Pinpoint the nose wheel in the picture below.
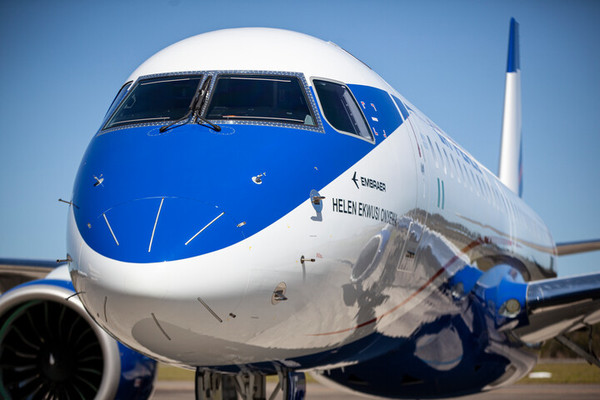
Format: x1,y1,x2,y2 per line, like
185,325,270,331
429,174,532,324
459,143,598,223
195,368,306,400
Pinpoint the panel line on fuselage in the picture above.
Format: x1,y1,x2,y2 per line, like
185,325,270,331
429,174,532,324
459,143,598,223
151,312,172,341
185,211,226,246
148,197,164,252
102,213,119,246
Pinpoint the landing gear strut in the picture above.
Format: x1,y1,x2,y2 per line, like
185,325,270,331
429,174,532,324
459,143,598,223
195,368,306,400
555,324,600,368
195,369,238,400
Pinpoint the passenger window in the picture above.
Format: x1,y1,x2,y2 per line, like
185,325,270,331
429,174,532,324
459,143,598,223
313,79,372,140
104,75,203,129
435,143,446,174
206,75,316,126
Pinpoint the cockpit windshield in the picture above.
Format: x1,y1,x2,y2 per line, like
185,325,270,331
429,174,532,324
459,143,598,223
102,73,318,131
205,74,316,126
104,75,203,130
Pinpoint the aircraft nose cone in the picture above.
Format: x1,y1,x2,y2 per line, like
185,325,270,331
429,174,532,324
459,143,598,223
83,197,245,263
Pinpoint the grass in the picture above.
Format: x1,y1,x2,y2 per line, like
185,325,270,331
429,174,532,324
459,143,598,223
157,364,195,381
158,361,600,384
156,364,318,383
517,361,600,384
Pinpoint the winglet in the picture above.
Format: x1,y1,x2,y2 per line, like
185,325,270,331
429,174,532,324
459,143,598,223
498,18,523,197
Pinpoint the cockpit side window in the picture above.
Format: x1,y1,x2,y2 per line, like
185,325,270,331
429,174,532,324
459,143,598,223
205,75,316,126
104,75,203,130
312,79,372,141
103,81,132,122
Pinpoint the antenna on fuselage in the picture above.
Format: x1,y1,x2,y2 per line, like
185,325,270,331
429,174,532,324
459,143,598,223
498,18,523,197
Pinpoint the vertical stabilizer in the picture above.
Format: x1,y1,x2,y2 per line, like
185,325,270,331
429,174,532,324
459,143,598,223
498,18,523,197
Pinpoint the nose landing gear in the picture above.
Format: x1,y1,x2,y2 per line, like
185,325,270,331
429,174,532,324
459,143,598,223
195,368,306,400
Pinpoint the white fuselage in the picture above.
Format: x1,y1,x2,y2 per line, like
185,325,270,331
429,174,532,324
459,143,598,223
69,28,556,373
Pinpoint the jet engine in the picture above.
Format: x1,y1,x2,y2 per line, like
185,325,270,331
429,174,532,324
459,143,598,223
0,278,157,399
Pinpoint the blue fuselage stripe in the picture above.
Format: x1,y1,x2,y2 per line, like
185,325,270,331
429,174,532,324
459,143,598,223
72,83,405,263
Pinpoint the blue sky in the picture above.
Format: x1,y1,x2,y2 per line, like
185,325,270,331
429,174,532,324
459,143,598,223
0,0,598,277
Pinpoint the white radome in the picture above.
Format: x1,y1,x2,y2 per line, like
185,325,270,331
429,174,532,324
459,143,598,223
127,28,391,90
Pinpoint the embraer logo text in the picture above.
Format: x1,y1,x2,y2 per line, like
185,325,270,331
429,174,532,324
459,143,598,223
351,171,386,192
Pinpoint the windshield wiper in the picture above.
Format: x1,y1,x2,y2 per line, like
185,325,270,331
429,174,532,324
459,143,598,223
193,110,221,132
158,91,200,133
193,77,221,132
159,78,221,133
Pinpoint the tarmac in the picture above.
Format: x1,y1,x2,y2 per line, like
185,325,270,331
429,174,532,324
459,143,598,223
151,382,600,400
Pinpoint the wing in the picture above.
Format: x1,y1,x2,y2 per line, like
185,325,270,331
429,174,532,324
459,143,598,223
0,258,65,293
514,272,600,343
555,239,600,255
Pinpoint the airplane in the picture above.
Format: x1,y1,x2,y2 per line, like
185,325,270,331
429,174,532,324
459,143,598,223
1,18,599,400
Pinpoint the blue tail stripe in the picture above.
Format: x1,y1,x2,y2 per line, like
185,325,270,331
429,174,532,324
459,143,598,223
507,18,520,73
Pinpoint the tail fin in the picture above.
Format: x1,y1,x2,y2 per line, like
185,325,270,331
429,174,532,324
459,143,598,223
498,18,523,197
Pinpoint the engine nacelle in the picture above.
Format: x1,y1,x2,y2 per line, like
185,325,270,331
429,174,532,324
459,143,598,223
0,279,157,399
